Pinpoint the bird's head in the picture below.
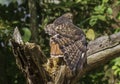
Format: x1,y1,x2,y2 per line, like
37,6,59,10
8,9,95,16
44,24,57,36
62,13,73,22
44,13,73,36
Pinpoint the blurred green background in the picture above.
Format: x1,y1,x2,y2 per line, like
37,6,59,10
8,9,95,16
0,0,120,84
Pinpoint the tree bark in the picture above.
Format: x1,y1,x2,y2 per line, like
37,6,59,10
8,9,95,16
11,28,120,84
28,0,38,43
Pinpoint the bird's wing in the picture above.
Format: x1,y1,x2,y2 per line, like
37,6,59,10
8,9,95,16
51,33,87,71
55,22,85,41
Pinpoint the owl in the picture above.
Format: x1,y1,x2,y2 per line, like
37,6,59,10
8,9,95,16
44,13,87,72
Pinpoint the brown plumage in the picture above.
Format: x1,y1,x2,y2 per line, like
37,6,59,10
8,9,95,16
44,13,87,72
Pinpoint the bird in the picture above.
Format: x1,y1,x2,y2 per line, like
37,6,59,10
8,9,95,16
44,13,87,73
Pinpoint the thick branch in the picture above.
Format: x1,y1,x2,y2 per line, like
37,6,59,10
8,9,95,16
71,43,120,84
87,32,120,56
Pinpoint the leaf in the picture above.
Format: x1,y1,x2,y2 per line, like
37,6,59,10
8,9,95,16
89,15,106,26
117,12,120,20
112,66,118,70
86,29,95,40
89,16,98,26
112,57,120,63
114,69,120,75
22,28,31,42
94,5,106,14
107,7,113,15
97,15,106,21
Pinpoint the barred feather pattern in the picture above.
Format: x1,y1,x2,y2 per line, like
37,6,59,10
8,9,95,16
44,13,87,72
51,34,87,71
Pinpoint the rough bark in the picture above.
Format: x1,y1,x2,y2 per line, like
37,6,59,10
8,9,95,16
28,0,38,43
11,27,120,84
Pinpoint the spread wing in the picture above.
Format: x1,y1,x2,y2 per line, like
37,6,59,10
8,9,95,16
45,15,87,71
51,32,87,71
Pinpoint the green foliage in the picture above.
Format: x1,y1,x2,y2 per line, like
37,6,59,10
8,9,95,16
117,12,120,20
22,27,31,42
86,29,95,40
112,57,120,76
80,68,108,84
0,0,120,84
89,0,112,27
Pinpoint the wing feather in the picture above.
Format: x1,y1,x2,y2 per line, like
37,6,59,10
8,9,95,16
45,14,87,72
55,22,85,41
51,34,87,71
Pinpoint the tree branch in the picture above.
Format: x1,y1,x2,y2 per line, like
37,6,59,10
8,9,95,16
72,41,120,84
11,28,120,84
